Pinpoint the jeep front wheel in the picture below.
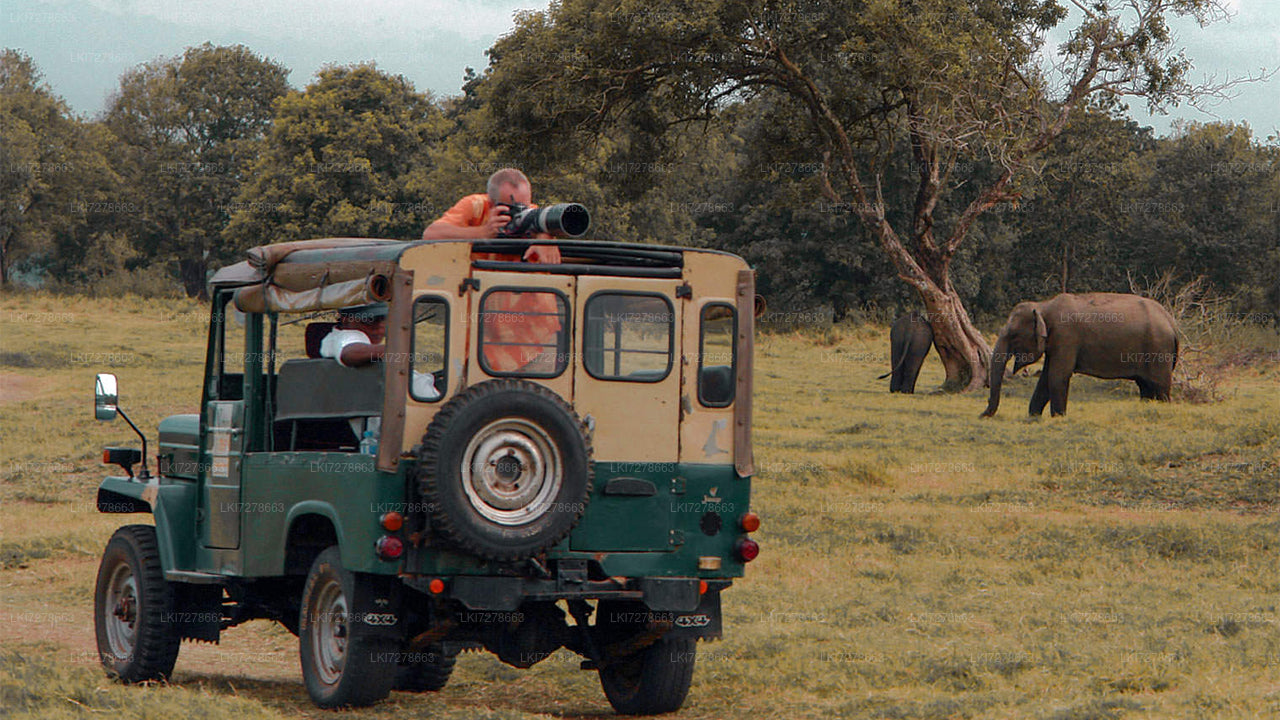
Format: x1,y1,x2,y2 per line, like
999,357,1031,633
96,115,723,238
299,547,396,708
417,379,592,561
94,525,182,682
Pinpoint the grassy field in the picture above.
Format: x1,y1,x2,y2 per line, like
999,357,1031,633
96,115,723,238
1,293,1278,719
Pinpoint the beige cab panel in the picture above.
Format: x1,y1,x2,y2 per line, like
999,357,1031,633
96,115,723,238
678,252,746,466
467,270,576,402
573,277,682,462
400,242,474,452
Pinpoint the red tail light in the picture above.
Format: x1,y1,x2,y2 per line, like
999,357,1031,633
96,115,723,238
740,512,760,533
736,538,760,562
375,535,404,560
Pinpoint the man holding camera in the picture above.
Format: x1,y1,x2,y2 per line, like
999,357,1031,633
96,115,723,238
423,168,563,373
421,168,561,264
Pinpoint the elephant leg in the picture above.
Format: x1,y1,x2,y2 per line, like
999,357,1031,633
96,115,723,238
1048,375,1071,416
902,353,926,394
1151,366,1174,401
1135,378,1156,400
1028,373,1051,416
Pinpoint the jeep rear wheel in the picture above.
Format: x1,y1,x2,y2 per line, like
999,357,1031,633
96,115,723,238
598,635,696,715
299,547,396,707
417,379,592,561
393,643,457,692
94,525,182,683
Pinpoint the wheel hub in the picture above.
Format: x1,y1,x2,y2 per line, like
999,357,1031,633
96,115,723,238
309,578,348,686
462,418,563,526
102,564,138,660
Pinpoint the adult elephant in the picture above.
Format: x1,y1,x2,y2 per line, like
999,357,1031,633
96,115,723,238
981,293,1178,417
878,312,935,394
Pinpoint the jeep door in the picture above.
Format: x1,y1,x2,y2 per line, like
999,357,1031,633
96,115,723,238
570,276,682,551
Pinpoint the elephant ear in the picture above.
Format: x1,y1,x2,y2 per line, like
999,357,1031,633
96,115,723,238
1033,307,1047,355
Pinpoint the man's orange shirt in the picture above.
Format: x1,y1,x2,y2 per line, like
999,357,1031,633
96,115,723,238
433,194,564,372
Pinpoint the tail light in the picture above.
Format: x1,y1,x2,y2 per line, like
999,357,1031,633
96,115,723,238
736,538,759,562
375,535,404,560
740,512,760,533
380,511,404,532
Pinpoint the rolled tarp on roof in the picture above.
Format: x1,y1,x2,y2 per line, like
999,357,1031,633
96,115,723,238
246,238,399,274
234,277,373,314
232,238,402,314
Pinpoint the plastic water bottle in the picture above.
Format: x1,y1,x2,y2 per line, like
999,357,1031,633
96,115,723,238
360,430,377,456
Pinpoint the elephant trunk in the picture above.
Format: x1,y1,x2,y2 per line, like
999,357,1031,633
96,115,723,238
981,336,1010,417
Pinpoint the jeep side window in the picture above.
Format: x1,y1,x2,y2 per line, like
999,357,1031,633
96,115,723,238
410,296,448,401
583,293,673,382
698,303,736,407
478,289,568,378
213,295,249,401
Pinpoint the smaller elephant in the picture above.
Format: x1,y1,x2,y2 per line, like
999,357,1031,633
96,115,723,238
982,292,1179,417
878,312,935,393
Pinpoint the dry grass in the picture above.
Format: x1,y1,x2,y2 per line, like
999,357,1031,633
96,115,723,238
1,293,1278,719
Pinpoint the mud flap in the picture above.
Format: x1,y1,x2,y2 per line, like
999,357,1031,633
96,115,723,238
350,572,405,642
665,588,723,641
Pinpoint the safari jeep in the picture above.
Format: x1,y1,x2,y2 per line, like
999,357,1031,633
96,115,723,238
91,237,759,715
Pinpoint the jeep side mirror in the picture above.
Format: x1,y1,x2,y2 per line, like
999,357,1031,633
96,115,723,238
95,373,118,421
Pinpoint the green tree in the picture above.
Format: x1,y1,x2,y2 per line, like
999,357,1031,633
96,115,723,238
476,0,1239,390
227,64,449,245
0,50,119,285
106,43,289,297
1123,122,1279,313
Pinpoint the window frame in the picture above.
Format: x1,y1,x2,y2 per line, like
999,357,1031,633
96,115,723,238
697,301,738,407
581,290,676,384
410,294,451,402
476,285,571,379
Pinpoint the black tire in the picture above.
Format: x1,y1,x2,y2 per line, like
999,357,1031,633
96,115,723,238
417,379,592,561
599,635,696,715
94,524,182,683
392,643,457,692
299,547,396,708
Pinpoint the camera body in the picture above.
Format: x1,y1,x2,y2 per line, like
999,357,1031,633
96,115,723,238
496,202,591,239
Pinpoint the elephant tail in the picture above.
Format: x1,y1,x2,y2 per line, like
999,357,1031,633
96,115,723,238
879,343,909,380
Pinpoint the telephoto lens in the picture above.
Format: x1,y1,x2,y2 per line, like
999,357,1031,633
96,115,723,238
501,203,591,238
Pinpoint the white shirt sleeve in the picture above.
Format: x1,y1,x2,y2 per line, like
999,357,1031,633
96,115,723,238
319,329,372,367
411,371,440,400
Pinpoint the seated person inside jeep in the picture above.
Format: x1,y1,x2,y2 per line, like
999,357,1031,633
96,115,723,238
320,302,439,399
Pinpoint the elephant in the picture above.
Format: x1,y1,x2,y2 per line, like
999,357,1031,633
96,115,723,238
981,293,1178,417
877,312,935,393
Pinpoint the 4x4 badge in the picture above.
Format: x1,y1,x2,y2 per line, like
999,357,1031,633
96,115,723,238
362,613,398,626
675,614,711,628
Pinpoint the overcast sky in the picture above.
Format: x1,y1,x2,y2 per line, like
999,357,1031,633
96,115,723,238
4,0,1278,138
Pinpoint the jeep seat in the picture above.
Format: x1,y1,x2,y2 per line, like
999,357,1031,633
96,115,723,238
275,358,384,450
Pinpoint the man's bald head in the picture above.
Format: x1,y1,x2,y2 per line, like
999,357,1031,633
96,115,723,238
487,168,532,205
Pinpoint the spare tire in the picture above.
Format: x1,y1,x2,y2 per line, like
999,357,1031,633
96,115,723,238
417,379,592,561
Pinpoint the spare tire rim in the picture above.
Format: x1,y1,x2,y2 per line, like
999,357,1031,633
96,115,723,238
310,577,348,686
103,562,138,660
462,417,563,526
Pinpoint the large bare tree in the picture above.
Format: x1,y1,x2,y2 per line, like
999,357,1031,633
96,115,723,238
480,0,1246,389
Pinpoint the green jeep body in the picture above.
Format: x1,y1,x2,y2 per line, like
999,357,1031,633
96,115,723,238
93,237,758,713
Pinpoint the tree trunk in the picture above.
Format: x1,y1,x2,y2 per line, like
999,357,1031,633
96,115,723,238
870,220,991,392
179,257,207,299
917,279,990,391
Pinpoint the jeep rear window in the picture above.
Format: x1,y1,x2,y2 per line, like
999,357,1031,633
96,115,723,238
478,288,568,378
583,293,673,382
698,303,736,407
411,296,448,401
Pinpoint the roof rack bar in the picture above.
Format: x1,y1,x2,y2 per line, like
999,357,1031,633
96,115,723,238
471,261,682,279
